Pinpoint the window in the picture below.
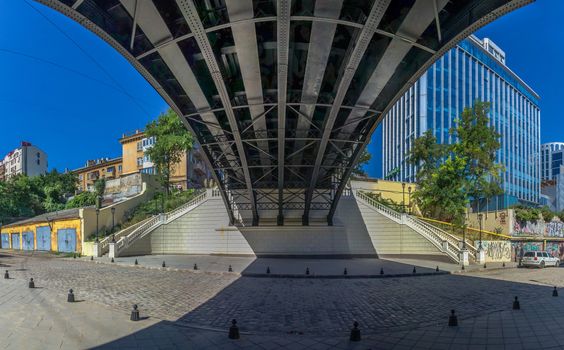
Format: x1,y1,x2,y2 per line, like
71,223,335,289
36,159,40,165
118,165,122,173
524,252,534,257
137,157,143,166
36,152,40,158
137,142,142,151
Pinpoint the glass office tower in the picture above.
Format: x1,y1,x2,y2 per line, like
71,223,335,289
381,35,540,208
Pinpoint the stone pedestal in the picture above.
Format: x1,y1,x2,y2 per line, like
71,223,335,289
92,242,100,258
477,248,486,264
460,249,469,266
109,243,116,258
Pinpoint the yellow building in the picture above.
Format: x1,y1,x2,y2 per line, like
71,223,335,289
119,130,208,189
73,157,123,192
0,209,82,253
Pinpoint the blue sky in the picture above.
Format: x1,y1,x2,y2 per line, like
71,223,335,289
0,1,559,175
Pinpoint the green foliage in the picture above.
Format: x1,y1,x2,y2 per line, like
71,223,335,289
511,204,560,224
93,178,105,198
352,148,372,177
0,170,78,222
145,108,194,193
121,189,197,229
364,192,404,212
408,101,503,227
65,191,97,209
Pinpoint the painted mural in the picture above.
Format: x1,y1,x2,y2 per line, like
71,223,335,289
512,218,564,238
477,240,512,262
511,241,564,261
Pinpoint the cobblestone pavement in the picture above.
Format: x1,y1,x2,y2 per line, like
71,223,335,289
0,251,560,339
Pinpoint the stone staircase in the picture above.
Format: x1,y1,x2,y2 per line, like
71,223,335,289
106,190,208,258
355,190,476,264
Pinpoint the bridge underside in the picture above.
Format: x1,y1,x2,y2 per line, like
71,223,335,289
37,0,530,226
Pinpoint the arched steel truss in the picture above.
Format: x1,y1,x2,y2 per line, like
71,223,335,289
36,0,532,226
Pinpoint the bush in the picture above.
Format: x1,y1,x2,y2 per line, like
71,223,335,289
120,189,198,229
65,191,97,209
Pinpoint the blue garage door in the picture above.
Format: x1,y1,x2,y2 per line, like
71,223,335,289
57,229,76,253
22,231,34,250
11,233,20,250
36,226,51,251
1,234,8,249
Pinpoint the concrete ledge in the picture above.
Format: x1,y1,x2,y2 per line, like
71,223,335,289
241,271,450,279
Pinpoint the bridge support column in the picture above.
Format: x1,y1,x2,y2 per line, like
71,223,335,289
277,214,284,226
460,249,469,266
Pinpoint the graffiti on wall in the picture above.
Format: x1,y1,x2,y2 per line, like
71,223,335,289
512,219,564,238
478,240,512,262
511,241,564,261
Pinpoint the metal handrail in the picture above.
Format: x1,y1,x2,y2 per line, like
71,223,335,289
355,190,473,262
115,190,208,254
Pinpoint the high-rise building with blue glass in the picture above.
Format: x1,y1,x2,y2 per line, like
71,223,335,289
381,35,541,208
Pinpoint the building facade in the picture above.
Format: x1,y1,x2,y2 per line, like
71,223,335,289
0,142,48,181
119,130,210,189
382,35,541,208
541,142,564,182
73,157,123,192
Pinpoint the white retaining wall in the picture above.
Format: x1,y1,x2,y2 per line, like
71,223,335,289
120,190,444,257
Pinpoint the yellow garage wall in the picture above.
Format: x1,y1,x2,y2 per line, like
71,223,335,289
1,218,82,253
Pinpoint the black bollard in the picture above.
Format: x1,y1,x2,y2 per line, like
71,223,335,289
436,266,440,272
130,304,140,321
4,270,8,279
553,287,559,297
28,278,35,289
67,289,75,303
228,319,240,339
306,267,310,275
512,296,520,310
266,266,270,274
111,258,115,263
90,256,93,261
380,267,384,275
448,310,458,327
412,266,417,274
483,263,487,269
503,262,506,268
349,321,361,342
194,263,198,270
344,268,348,275
461,265,465,271
73,254,76,259
228,265,233,272
134,259,138,265
162,261,166,268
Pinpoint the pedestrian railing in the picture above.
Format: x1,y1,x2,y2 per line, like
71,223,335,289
114,190,208,256
99,218,151,255
355,190,475,263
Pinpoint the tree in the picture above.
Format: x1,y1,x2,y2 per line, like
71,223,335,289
450,101,504,209
352,148,372,177
409,130,447,182
145,108,194,193
408,101,503,225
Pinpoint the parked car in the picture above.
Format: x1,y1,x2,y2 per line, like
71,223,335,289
520,251,560,268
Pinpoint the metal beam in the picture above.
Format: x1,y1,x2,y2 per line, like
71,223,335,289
119,0,237,223
303,0,390,225
176,0,259,225
277,0,291,225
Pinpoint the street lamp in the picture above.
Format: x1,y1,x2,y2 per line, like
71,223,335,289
401,182,406,213
478,213,483,250
95,208,100,243
462,225,467,249
407,186,412,214
111,207,116,242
